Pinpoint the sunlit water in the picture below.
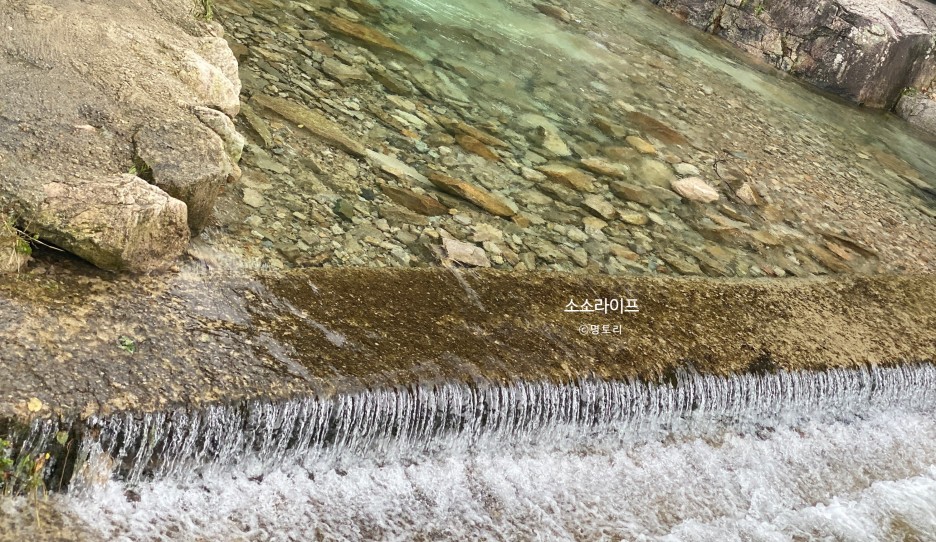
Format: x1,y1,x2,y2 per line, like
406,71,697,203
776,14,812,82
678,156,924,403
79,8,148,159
48,365,936,540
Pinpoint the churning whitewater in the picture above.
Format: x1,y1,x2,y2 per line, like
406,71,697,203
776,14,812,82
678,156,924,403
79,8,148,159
54,365,936,540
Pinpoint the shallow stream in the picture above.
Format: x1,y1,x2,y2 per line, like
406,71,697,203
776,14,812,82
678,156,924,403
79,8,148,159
5,1,936,539
207,0,936,276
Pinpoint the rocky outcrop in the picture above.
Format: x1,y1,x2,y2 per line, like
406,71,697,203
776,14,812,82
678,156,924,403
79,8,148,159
896,92,936,134
652,0,936,109
134,120,236,232
0,0,243,272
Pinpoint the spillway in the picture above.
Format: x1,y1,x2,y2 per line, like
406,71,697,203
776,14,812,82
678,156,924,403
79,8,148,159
1,269,933,540
29,363,933,540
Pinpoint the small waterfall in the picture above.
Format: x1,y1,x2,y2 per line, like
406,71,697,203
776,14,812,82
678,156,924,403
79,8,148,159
15,363,923,490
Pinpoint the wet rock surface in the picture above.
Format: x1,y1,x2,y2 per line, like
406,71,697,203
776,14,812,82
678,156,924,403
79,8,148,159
0,1,932,416
652,0,936,109
134,120,238,233
0,0,242,271
897,92,936,136
0,266,933,423
652,0,936,158
0,498,99,542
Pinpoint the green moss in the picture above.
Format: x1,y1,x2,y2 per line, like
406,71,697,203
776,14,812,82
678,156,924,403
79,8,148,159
14,238,31,256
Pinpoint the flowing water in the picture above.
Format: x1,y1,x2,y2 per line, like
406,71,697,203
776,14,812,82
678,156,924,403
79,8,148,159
6,0,936,539
34,364,936,540
210,0,936,276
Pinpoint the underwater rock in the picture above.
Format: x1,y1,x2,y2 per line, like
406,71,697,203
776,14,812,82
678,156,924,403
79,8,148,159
381,185,448,216
534,3,573,23
316,12,414,58
251,94,367,157
536,164,597,192
634,158,677,188
671,176,720,203
580,158,630,179
455,134,501,161
428,172,516,218
442,237,491,267
610,181,666,209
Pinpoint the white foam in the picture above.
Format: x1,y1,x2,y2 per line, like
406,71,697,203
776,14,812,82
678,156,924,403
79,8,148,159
61,409,936,541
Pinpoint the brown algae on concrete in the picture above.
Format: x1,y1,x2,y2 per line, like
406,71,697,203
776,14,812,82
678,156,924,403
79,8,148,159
0,268,933,424
260,269,936,385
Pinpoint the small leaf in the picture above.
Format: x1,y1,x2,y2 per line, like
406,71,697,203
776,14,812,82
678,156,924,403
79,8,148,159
55,431,69,446
117,335,136,354
27,397,42,412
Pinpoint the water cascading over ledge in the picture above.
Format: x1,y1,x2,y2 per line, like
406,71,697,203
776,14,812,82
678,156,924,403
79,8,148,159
9,362,936,491
0,269,934,489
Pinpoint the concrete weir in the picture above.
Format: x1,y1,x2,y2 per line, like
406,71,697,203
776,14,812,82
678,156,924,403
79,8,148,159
0,269,933,426
0,269,934,535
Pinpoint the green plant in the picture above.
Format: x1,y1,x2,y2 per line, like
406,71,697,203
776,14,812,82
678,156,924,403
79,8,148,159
0,439,12,486
754,2,766,16
0,438,48,498
128,158,152,180
196,0,213,21
14,237,31,256
118,335,137,354
2,214,33,269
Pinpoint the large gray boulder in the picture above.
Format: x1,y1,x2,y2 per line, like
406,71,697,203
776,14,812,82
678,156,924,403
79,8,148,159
896,93,936,135
134,119,236,232
652,0,936,109
0,0,243,272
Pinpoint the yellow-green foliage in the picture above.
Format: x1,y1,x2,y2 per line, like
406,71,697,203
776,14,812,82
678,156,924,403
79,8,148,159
197,0,213,21
0,438,48,498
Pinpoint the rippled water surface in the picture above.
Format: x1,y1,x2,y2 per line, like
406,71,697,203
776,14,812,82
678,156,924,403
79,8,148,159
208,0,936,275
63,413,936,541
